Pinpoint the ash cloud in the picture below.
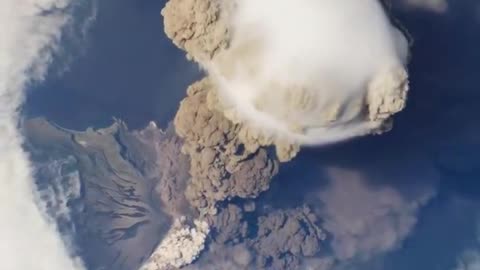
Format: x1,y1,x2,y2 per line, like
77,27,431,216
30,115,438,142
159,0,416,269
250,206,327,269
174,78,280,212
161,0,413,221
185,204,327,270
162,0,411,155
314,167,436,263
0,1,90,269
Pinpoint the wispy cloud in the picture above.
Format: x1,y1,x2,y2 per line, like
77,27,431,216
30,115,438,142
453,215,480,270
317,167,436,262
0,0,88,269
398,0,449,13
454,250,480,270
206,0,409,146
302,164,437,270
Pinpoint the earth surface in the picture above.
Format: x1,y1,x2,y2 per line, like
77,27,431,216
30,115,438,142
22,1,480,270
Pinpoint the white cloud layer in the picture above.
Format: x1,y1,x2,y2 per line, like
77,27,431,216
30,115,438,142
0,0,86,269
207,0,409,146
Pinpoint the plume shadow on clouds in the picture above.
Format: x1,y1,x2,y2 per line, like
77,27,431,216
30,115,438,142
265,2,480,269
24,0,202,131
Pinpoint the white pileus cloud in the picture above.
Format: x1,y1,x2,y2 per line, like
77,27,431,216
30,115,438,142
207,0,410,146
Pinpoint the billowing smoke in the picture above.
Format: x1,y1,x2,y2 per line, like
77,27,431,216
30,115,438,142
0,0,86,269
159,0,416,269
206,0,410,145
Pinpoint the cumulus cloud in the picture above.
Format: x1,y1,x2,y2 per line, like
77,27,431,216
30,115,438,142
141,218,210,270
0,0,87,269
206,0,409,146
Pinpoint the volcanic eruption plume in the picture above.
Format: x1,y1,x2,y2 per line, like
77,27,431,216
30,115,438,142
206,0,410,146
152,0,413,268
